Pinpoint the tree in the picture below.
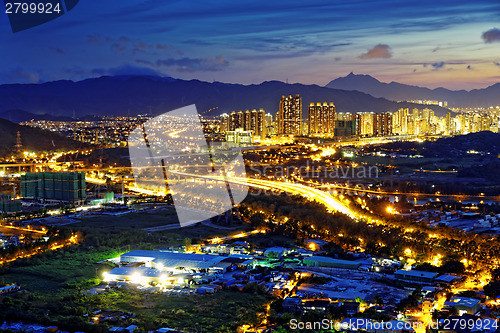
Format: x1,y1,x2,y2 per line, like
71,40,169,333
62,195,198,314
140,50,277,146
182,237,192,247
484,281,500,298
440,260,465,274
491,267,500,281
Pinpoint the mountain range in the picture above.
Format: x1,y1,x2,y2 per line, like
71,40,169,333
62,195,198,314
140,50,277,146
0,75,453,120
326,73,500,108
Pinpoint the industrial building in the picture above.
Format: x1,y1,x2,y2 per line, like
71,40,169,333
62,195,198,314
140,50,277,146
103,266,195,286
394,269,438,284
303,256,361,269
21,172,86,205
120,250,229,273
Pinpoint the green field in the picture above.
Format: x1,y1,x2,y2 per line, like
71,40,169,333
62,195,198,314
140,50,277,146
353,155,484,174
92,289,269,332
79,207,179,229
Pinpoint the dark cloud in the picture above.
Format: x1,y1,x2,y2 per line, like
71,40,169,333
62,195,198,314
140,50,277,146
85,34,102,45
133,42,153,49
359,44,392,59
62,64,165,79
111,43,127,52
91,64,164,77
139,56,229,73
156,44,170,50
430,61,445,70
49,46,65,55
118,36,131,43
482,28,500,43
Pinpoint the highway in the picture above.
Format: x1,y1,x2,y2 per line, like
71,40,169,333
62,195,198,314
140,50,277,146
169,171,357,219
86,172,358,220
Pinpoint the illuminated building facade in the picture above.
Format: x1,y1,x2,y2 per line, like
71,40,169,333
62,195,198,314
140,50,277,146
276,95,302,135
223,108,266,139
308,102,336,136
374,112,393,136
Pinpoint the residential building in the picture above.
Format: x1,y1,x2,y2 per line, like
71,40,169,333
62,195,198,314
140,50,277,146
276,95,302,135
308,102,336,136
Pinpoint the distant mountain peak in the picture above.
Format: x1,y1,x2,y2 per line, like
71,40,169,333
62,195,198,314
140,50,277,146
326,73,500,108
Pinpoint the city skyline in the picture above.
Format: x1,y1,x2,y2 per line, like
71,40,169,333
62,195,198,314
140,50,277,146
0,0,500,90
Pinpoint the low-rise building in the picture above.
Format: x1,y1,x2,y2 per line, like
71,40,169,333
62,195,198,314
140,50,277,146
120,250,227,273
303,256,361,269
394,270,438,284
444,297,481,315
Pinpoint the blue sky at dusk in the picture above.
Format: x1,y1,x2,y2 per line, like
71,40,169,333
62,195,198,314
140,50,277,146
1,0,500,89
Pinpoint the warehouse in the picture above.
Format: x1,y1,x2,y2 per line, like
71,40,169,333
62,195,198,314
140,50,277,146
104,267,163,284
303,256,361,269
120,250,227,273
394,269,438,284
104,267,193,286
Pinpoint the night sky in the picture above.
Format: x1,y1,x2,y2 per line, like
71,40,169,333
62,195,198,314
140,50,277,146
1,0,500,89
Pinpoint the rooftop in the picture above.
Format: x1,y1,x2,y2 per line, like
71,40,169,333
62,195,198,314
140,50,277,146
121,250,226,269
446,297,480,308
394,269,438,279
305,256,360,265
108,266,163,278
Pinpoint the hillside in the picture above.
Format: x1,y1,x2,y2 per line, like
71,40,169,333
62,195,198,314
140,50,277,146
0,75,451,118
0,109,75,123
371,131,500,158
0,118,87,155
326,73,500,108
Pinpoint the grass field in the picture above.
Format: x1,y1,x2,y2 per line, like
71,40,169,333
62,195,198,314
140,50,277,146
0,248,118,294
353,155,483,174
79,207,179,230
93,289,270,332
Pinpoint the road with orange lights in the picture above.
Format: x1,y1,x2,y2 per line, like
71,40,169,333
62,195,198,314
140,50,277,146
168,171,358,219
0,234,78,265
0,224,47,234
